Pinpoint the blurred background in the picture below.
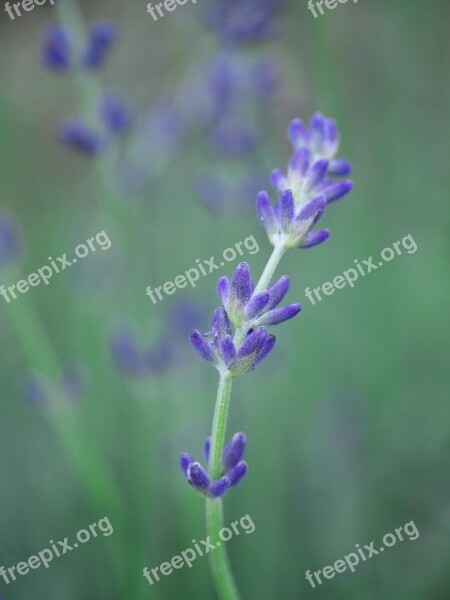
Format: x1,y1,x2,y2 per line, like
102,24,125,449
1,0,449,598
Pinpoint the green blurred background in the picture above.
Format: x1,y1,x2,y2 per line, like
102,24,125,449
1,0,449,598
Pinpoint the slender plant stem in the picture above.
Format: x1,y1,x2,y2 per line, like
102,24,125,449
205,242,287,600
206,372,240,600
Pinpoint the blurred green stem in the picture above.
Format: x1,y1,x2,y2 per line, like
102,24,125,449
206,243,286,599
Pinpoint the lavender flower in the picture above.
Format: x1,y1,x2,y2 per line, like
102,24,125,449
217,262,300,328
41,25,71,71
82,22,118,70
257,114,353,249
180,432,248,498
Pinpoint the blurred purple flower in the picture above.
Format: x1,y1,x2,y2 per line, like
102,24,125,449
41,25,71,71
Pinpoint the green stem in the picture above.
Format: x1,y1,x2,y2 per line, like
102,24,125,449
205,243,287,600
206,372,240,600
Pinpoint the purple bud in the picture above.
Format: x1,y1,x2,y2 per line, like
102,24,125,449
253,334,276,367
100,94,132,134
111,329,142,375
211,308,232,347
0,212,21,267
298,195,326,222
217,276,231,307
328,159,352,176
255,304,301,326
288,118,308,150
244,291,270,320
209,476,231,498
41,25,71,71
82,22,118,70
309,112,326,151
270,169,288,192
220,335,237,365
187,462,210,491
322,180,353,203
256,191,278,236
59,120,105,156
305,159,329,191
230,263,253,307
228,461,248,487
237,327,268,359
189,330,217,364
204,438,211,463
276,190,295,232
222,432,246,470
289,148,310,176
180,453,195,477
266,276,290,310
301,229,330,249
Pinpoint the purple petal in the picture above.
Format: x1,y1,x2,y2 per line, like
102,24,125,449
270,169,288,192
189,330,217,364
253,334,276,367
322,180,353,203
301,229,330,249
209,476,231,498
220,335,237,365
288,118,308,150
298,195,326,222
230,263,253,306
309,112,326,151
180,453,195,477
256,191,278,236
255,304,301,326
228,461,248,487
211,308,232,347
222,432,246,470
187,462,210,491
244,291,270,320
289,148,310,176
305,159,329,191
328,159,352,176
277,190,295,233
217,276,231,307
266,276,290,310
237,327,268,359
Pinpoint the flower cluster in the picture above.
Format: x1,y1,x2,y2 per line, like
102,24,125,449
258,113,353,249
180,433,248,498
41,23,131,156
190,263,300,377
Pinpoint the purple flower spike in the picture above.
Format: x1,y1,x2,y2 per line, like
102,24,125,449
255,303,301,327
180,453,195,477
41,25,71,72
59,120,105,156
301,229,330,249
209,476,231,498
228,461,248,487
190,330,218,365
222,432,247,470
82,22,118,70
187,462,211,491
